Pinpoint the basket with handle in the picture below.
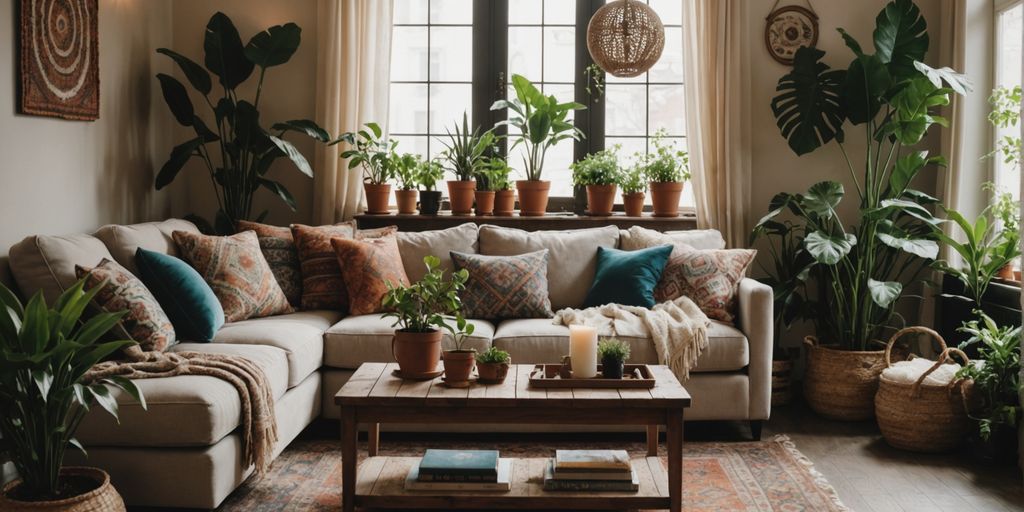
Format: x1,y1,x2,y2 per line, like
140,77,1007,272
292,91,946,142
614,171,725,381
802,336,887,420
874,326,971,453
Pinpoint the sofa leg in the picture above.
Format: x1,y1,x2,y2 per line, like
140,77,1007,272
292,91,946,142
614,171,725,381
750,420,763,441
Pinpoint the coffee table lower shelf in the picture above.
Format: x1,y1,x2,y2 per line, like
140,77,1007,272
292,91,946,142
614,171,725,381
354,455,671,510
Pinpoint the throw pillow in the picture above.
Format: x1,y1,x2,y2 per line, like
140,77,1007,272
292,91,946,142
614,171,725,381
620,225,726,251
236,220,302,307
172,230,292,322
451,250,554,319
135,248,225,342
331,234,410,316
583,245,673,308
291,222,395,311
76,258,177,352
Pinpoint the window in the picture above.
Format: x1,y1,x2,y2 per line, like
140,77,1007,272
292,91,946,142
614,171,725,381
992,0,1022,199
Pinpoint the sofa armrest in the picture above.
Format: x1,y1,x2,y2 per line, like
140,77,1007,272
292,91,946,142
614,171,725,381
738,278,773,420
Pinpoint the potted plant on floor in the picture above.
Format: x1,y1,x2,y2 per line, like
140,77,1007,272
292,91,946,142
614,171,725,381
440,112,496,215
491,74,585,216
477,346,511,384
484,157,516,216
598,338,630,379
0,279,146,510
338,122,397,214
382,256,469,378
620,163,647,217
642,130,689,217
416,158,445,216
571,146,622,216
392,152,420,214
756,0,969,420
441,315,477,387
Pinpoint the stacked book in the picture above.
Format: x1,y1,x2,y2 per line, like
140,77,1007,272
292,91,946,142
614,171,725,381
405,449,512,491
543,449,639,492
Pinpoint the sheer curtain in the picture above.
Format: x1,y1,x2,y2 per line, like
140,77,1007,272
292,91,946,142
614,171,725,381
313,0,393,223
681,0,751,249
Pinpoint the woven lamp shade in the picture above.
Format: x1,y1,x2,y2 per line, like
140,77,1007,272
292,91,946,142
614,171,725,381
587,0,665,78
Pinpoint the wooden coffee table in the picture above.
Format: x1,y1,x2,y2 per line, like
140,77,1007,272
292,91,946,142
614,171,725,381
335,362,691,512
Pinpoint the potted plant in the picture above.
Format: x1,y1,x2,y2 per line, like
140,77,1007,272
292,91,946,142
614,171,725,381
392,152,420,214
440,112,496,215
597,338,630,379
0,279,146,510
477,346,512,384
620,162,647,217
473,158,507,216
642,130,689,218
571,146,622,216
416,158,445,216
935,206,1020,309
755,0,968,420
987,186,1020,281
441,315,477,387
491,74,585,216
483,157,516,216
338,122,397,214
382,256,469,378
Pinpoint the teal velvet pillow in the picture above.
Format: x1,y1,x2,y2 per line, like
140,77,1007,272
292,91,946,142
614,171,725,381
583,245,673,308
135,248,225,342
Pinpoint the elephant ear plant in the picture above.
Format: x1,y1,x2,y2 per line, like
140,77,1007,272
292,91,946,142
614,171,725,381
753,0,970,351
155,12,330,234
0,279,145,501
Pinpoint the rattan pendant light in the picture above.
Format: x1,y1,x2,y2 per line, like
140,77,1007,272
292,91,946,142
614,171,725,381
586,0,665,78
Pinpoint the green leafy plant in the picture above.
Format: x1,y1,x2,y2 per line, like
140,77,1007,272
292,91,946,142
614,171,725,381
415,158,445,192
154,12,330,234
392,152,420,191
955,312,1022,441
934,207,1020,307
448,314,476,352
987,85,1022,171
337,122,397,185
584,63,605,103
755,0,970,350
491,74,585,181
476,157,514,191
0,279,146,500
988,182,1021,237
750,219,815,358
382,256,469,333
478,346,511,364
439,112,497,182
597,338,631,363
640,130,690,183
571,146,622,186
619,163,647,194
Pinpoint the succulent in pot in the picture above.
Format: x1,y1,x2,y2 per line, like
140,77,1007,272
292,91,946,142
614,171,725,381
382,256,469,378
338,122,397,214
441,315,477,387
392,152,420,214
641,130,689,218
476,346,512,384
415,158,445,216
597,338,630,379
619,163,647,217
572,146,622,216
440,111,496,215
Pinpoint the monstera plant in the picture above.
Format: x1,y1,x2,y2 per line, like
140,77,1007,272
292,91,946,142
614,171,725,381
154,12,330,234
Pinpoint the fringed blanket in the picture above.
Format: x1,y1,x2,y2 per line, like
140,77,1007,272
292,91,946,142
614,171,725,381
84,345,278,476
553,296,710,381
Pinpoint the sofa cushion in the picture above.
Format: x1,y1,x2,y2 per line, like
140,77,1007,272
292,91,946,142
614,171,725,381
324,314,494,369
619,226,725,251
397,223,479,282
332,234,409,316
583,245,673,308
236,220,302,307
478,225,619,311
77,258,177,352
75,343,289,447
213,310,341,387
9,233,113,304
136,248,225,343
491,319,748,372
452,250,553,319
94,219,200,277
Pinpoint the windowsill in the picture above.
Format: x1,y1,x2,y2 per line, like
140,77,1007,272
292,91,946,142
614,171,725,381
354,210,699,232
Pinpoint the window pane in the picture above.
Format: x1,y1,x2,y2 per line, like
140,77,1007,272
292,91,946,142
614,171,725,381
509,27,543,80
430,0,473,24
605,71,647,84
429,83,473,133
390,84,428,134
649,0,682,26
544,0,576,25
607,137,649,165
545,137,575,197
391,27,428,81
393,135,429,160
543,26,575,83
509,0,542,24
431,27,473,81
649,84,686,136
606,83,647,136
649,27,683,83
394,0,428,24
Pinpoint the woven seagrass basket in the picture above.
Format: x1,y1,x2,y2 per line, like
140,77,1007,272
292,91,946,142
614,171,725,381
803,336,887,420
0,467,125,512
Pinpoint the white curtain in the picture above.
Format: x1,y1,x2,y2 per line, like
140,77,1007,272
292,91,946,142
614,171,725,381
681,0,751,249
313,0,393,223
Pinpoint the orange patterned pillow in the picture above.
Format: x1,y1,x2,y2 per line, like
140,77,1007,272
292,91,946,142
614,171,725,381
236,220,301,307
76,259,177,352
172,230,292,322
291,222,396,311
331,234,410,316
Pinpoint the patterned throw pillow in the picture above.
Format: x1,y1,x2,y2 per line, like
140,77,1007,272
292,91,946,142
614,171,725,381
331,234,410,316
236,220,302,307
451,250,553,319
76,258,177,352
292,223,395,311
172,230,293,322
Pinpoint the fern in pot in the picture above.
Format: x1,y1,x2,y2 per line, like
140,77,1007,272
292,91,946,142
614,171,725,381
572,146,622,216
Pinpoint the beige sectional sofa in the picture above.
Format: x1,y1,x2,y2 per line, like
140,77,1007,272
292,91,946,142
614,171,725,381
6,219,772,509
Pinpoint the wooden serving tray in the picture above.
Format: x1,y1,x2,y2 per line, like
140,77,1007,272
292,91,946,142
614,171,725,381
528,364,656,389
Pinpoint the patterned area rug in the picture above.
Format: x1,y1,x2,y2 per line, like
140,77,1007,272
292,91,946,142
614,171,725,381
220,434,847,511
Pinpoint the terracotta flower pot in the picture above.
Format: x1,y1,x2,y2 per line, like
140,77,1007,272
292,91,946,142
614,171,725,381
442,350,476,386
997,263,1016,281
477,361,511,384
649,181,683,217
392,329,442,377
803,337,887,421
0,467,125,511
516,180,550,216
395,189,418,214
494,189,516,216
363,183,392,214
585,184,617,216
447,180,476,215
623,192,646,217
419,190,442,215
474,190,496,216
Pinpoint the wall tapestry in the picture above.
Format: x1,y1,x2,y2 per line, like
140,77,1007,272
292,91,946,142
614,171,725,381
19,0,99,121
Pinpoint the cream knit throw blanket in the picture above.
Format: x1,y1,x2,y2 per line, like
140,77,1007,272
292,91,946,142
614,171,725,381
553,296,710,381
84,345,278,476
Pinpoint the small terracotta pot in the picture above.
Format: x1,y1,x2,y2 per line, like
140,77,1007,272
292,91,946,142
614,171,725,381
392,329,442,377
0,467,125,511
516,180,550,216
419,190,442,215
623,192,646,217
585,184,617,216
363,183,392,214
447,180,476,215
494,189,516,216
477,361,511,383
442,350,476,385
997,264,1016,281
474,190,496,216
395,189,418,214
650,181,683,217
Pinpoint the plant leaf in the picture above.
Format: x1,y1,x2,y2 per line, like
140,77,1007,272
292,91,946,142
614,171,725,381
771,47,847,156
841,54,891,125
271,119,330,142
244,23,301,68
156,48,212,95
873,0,929,80
876,231,939,259
156,73,194,126
803,181,844,216
912,61,972,95
267,135,314,178
258,178,298,211
156,138,203,190
804,231,856,265
868,278,903,308
203,12,254,89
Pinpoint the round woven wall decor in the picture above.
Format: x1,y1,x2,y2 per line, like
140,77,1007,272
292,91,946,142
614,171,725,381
587,0,665,78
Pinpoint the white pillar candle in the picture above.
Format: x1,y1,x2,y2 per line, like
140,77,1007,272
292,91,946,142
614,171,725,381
568,325,598,379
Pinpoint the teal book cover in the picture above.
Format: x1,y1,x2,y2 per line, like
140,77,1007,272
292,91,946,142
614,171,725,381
419,449,499,477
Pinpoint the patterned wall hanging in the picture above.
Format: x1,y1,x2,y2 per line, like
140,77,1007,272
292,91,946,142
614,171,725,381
19,0,100,120
764,0,819,65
